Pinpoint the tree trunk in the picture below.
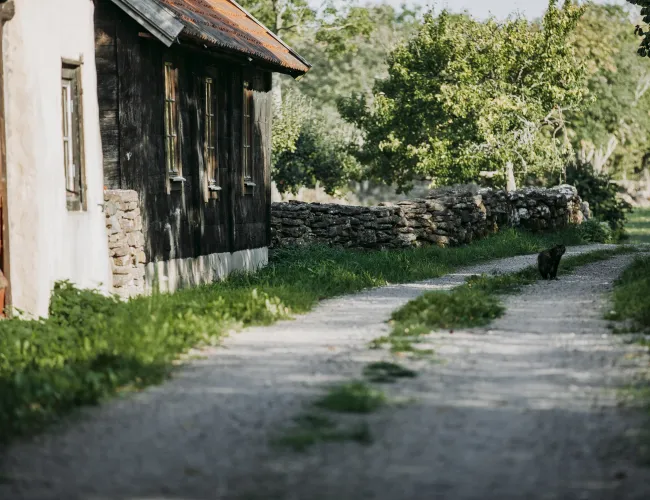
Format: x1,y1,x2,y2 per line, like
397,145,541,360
271,0,285,118
272,74,282,119
505,162,517,192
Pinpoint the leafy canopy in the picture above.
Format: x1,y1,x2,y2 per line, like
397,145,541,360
238,0,380,195
568,3,650,177
628,1,650,56
339,1,590,192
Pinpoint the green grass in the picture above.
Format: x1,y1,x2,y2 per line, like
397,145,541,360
272,413,372,452
609,254,650,464
606,255,650,333
315,381,387,413
362,361,417,383
0,227,588,444
626,208,650,245
378,247,636,353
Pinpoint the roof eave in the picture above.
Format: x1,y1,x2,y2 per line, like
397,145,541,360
178,31,308,78
227,0,312,71
109,0,184,47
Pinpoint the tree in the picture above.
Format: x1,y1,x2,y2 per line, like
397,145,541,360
294,4,421,113
338,1,590,193
238,0,375,194
239,0,374,102
568,3,650,177
627,1,650,56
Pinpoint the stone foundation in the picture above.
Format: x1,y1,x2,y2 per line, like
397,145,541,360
271,185,586,250
104,190,146,298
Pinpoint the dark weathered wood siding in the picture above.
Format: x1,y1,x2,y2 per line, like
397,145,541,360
94,0,119,188
93,0,272,262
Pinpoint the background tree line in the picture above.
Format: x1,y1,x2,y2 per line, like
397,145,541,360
240,0,650,231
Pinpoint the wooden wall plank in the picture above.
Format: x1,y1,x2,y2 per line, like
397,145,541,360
94,0,120,188
106,2,272,262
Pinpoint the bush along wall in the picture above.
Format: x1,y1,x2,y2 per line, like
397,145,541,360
271,185,588,249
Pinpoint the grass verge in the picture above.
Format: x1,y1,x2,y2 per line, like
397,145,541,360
376,246,636,354
0,227,588,444
626,208,650,245
606,255,650,334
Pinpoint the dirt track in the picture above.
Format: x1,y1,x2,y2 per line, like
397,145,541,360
1,246,648,500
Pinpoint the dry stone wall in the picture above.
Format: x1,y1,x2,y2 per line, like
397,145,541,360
271,185,587,250
104,190,146,298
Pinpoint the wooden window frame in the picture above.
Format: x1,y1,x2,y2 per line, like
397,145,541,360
164,61,183,193
61,61,86,211
242,78,254,194
204,75,220,201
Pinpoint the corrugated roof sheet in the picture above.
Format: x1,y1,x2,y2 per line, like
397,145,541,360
157,0,310,75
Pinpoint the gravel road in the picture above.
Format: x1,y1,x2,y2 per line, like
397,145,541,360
1,244,648,500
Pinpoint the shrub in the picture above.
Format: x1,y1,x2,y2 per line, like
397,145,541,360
579,218,614,243
565,160,632,237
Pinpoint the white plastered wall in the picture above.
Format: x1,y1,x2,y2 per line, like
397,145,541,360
145,247,268,294
3,0,111,317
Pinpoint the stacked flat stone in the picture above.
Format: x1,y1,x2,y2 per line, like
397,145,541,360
104,190,146,298
271,184,586,250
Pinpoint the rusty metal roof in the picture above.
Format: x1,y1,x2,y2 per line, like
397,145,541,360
157,0,311,75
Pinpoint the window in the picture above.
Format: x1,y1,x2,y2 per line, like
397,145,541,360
61,63,85,211
242,79,254,192
204,76,220,200
164,62,182,191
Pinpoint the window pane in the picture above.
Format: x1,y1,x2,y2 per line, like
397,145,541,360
163,63,179,176
61,85,69,136
62,65,84,210
63,139,70,181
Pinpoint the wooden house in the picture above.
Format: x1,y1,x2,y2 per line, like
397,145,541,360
93,0,310,292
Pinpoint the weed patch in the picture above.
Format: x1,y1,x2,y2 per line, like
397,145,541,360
315,381,386,413
273,413,372,452
362,361,417,383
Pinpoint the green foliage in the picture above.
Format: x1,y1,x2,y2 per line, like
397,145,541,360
272,90,361,195
626,208,650,244
271,88,311,158
627,1,650,57
392,287,504,331
0,227,588,444
565,160,632,235
606,255,650,332
241,0,393,195
238,0,375,58
579,218,614,243
273,413,372,451
0,283,288,444
339,2,589,192
362,361,417,383
294,4,421,112
314,4,374,57
568,3,650,178
315,381,386,413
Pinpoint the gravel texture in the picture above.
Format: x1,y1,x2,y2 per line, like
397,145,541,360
1,244,648,500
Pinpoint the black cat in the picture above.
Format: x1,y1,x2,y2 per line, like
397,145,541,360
537,244,566,280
